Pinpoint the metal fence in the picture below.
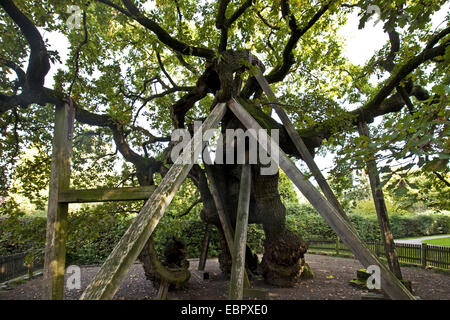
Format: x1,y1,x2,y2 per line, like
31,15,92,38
0,252,43,283
307,238,450,270
0,252,29,282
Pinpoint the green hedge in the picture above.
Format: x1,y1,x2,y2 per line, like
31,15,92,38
1,203,449,264
282,203,450,242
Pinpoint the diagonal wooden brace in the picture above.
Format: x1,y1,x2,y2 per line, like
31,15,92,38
228,98,415,300
80,103,227,300
43,102,74,300
229,164,251,300
253,70,352,226
203,148,251,288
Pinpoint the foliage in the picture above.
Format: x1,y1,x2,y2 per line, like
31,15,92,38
385,170,450,211
278,170,299,205
1,202,449,263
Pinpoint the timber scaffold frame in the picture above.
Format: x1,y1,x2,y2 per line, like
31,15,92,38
43,71,415,301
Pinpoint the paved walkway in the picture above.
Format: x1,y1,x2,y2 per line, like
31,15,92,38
394,234,450,244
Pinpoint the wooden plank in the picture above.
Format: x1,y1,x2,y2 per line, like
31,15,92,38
198,223,212,271
79,103,227,300
203,150,251,288
229,164,251,300
58,186,156,203
43,102,73,300
421,243,427,268
253,71,353,227
357,121,403,279
156,279,169,300
228,99,415,300
243,288,269,299
203,155,235,251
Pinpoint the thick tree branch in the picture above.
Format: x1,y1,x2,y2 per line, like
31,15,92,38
266,0,333,84
169,69,213,129
241,1,332,99
216,0,253,52
216,0,231,29
255,9,280,30
0,58,26,86
69,10,89,95
0,0,50,90
426,26,450,49
156,52,177,88
95,0,133,17
118,0,214,58
360,43,448,122
176,198,202,218
433,171,450,187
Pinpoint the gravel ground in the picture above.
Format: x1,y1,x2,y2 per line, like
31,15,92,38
1,253,449,300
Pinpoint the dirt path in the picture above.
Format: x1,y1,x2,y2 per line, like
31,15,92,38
1,253,449,300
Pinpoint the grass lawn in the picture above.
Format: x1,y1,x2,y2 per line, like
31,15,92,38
422,236,450,247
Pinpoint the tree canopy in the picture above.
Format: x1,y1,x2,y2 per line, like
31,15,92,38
1,0,448,205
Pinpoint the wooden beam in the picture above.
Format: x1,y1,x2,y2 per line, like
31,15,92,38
79,103,227,300
203,151,251,288
357,121,403,279
43,103,74,300
156,279,169,300
253,71,353,227
228,99,415,300
229,164,251,300
243,288,269,299
58,186,156,203
198,223,212,271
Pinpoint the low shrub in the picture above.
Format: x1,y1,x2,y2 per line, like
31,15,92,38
1,204,449,264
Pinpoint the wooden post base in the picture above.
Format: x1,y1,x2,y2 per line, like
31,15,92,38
243,288,269,299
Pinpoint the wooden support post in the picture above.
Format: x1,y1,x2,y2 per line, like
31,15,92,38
253,71,353,228
375,239,380,256
228,99,415,300
421,243,427,268
198,223,212,271
336,237,340,255
156,279,169,300
229,164,251,300
243,288,269,299
79,103,227,300
203,150,251,288
357,121,403,280
43,102,74,300
58,186,156,203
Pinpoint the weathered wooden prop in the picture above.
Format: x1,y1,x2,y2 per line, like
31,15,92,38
43,109,157,299
156,279,169,300
44,70,413,300
358,120,403,280
253,69,353,227
58,186,156,203
196,223,212,280
43,102,73,300
229,164,251,300
228,98,415,300
79,103,227,300
198,223,212,272
203,150,251,289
